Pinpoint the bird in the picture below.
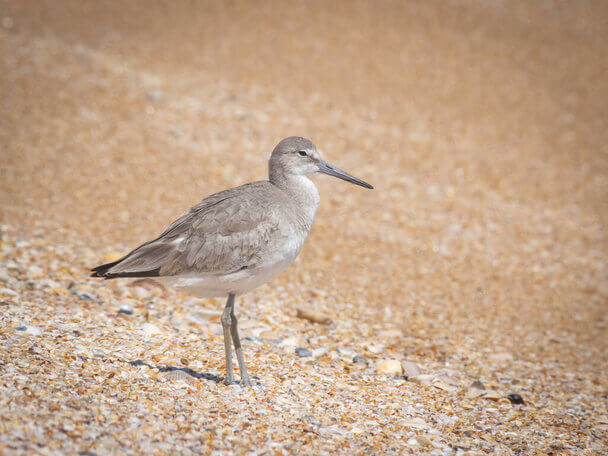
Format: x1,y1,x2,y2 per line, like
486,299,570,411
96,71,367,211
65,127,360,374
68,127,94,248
91,136,373,386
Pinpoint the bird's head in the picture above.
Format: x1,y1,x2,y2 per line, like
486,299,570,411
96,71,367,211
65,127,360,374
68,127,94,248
269,136,373,189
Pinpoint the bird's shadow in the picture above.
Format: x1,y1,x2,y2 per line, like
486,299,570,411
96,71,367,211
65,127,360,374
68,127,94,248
126,359,223,383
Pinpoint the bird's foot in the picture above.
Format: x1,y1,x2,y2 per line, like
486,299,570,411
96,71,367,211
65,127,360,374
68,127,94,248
240,374,253,388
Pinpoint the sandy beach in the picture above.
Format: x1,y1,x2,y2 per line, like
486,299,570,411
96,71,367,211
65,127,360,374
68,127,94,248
1,1,607,454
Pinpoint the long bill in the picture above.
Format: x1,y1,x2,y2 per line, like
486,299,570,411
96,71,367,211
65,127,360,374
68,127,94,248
317,160,374,189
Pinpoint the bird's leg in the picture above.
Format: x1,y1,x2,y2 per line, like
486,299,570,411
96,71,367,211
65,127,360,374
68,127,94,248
229,297,252,387
221,294,235,385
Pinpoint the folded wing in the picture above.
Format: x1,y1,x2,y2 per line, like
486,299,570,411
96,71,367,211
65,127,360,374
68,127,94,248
91,182,281,279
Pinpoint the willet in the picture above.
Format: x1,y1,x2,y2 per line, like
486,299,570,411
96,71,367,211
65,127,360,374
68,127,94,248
92,136,373,386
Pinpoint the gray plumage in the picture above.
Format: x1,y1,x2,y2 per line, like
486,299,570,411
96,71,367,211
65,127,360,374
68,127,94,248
92,136,372,386
95,181,304,277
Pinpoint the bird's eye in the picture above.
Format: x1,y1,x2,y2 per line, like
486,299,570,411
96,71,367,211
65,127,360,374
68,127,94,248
298,151,307,157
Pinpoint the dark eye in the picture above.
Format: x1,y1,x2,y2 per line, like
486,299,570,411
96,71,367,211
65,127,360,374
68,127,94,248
298,150,307,157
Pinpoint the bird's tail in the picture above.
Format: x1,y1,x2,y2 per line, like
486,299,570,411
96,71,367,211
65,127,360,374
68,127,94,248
90,256,161,279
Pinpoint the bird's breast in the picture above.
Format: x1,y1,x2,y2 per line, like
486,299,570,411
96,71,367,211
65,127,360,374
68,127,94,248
263,224,308,268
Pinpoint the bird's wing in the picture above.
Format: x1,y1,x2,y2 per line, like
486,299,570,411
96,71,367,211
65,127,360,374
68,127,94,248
92,182,283,278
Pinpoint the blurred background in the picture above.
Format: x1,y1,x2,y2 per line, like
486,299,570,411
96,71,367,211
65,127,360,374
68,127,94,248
2,0,606,342
0,0,607,452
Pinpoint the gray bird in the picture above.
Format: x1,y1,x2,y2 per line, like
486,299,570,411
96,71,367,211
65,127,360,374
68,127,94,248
92,136,373,386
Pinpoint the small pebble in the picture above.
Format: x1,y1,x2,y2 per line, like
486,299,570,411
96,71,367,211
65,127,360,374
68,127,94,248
280,337,302,352
409,374,434,385
72,291,98,302
40,279,61,289
279,336,301,348
401,360,421,378
141,323,161,337
295,307,332,325
432,378,458,393
407,437,418,446
350,426,364,434
376,359,403,376
0,287,17,296
352,355,368,364
507,393,525,405
295,347,312,358
312,347,328,358
404,418,431,430
146,90,164,101
412,436,433,448
27,265,43,278
466,387,487,398
27,327,43,336
15,325,42,336
490,352,514,362
480,390,502,401
366,344,384,354
471,380,485,390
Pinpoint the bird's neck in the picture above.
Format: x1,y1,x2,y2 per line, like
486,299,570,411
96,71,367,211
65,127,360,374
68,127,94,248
271,173,320,225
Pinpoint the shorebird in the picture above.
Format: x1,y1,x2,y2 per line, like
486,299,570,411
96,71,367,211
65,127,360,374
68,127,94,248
92,136,373,386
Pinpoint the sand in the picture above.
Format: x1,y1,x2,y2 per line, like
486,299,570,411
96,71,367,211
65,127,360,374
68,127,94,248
1,1,607,454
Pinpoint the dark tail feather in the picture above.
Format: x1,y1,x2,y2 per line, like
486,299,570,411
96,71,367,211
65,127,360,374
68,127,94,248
91,259,161,280
91,259,122,278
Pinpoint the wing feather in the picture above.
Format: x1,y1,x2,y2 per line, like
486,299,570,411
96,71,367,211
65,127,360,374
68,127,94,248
92,181,284,279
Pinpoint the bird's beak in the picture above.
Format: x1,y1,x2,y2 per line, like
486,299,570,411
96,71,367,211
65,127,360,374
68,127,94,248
316,160,374,189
